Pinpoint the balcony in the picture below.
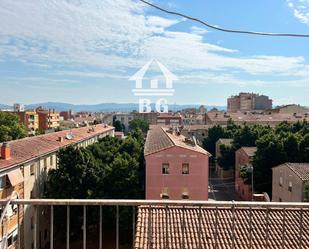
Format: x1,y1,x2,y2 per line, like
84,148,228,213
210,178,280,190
0,197,308,249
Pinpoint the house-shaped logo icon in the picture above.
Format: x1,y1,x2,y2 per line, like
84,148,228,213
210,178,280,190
130,59,177,96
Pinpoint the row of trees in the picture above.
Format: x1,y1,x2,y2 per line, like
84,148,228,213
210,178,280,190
45,121,148,246
203,120,309,195
0,112,27,143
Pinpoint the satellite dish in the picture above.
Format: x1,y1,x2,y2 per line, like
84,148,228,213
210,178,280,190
66,133,73,140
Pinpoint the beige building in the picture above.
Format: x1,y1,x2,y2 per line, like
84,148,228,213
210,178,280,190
270,104,309,114
227,93,272,112
0,124,114,249
272,163,309,202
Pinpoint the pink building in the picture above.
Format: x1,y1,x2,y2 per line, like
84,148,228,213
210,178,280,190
235,147,257,200
144,126,211,200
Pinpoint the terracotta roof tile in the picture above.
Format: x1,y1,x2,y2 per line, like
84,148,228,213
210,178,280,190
0,125,114,171
144,126,210,156
135,206,309,249
284,163,309,181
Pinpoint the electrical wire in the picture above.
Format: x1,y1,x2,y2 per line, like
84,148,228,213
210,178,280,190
139,0,309,38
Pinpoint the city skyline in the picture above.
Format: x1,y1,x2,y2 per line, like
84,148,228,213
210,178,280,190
1,0,309,105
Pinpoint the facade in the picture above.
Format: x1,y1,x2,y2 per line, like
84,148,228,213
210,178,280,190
180,125,216,144
144,126,211,200
156,113,183,126
272,163,309,202
0,124,114,249
205,111,309,126
272,104,309,114
215,138,233,178
235,147,257,200
114,113,134,132
36,108,60,131
14,111,39,135
133,112,158,125
227,93,272,112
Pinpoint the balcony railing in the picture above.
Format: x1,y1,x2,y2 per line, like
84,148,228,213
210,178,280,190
0,196,309,249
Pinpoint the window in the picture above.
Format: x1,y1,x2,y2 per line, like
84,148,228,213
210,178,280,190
30,164,35,176
162,163,170,174
279,177,283,187
44,158,47,169
288,181,293,192
182,187,189,199
50,156,54,167
182,163,189,175
161,187,169,199
279,198,282,202
0,175,9,189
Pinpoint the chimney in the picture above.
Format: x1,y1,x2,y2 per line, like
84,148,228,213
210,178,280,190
1,142,11,160
58,137,64,142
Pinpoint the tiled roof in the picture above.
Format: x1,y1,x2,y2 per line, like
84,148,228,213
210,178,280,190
206,112,309,124
144,126,210,156
281,163,309,181
240,147,257,157
135,206,309,249
0,125,114,171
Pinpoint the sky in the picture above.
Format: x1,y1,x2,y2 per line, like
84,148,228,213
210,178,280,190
0,0,309,106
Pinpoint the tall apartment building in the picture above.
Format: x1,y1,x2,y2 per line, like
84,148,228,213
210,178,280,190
0,124,114,249
227,92,272,112
13,111,39,135
144,126,211,200
36,107,60,131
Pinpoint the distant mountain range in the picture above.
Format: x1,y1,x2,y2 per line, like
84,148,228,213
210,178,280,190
0,102,226,112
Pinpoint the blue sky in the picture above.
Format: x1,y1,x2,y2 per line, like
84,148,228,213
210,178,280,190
0,0,309,106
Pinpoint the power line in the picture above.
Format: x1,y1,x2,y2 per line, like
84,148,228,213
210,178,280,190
139,0,309,38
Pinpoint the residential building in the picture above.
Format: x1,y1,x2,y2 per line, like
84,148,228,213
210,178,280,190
134,203,309,249
180,125,216,144
14,111,39,135
0,124,114,249
36,108,60,131
13,104,25,112
156,113,183,126
272,163,309,202
235,147,257,200
144,126,211,200
133,112,158,125
205,111,309,126
215,138,233,178
59,110,73,121
269,104,309,114
227,92,272,112
114,113,134,132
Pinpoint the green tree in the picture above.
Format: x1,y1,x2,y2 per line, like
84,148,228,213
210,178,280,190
0,112,27,142
202,125,227,158
129,118,149,134
304,181,309,202
217,144,235,171
113,120,125,132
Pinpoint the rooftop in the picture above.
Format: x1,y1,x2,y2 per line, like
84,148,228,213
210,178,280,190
144,126,210,156
135,205,309,249
206,111,309,123
0,124,114,171
275,163,309,181
239,147,257,157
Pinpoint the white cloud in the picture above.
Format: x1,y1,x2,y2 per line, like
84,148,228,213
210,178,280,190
0,0,308,88
190,26,209,35
287,0,309,24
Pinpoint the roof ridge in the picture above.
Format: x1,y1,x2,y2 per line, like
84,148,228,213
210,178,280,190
160,126,177,147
